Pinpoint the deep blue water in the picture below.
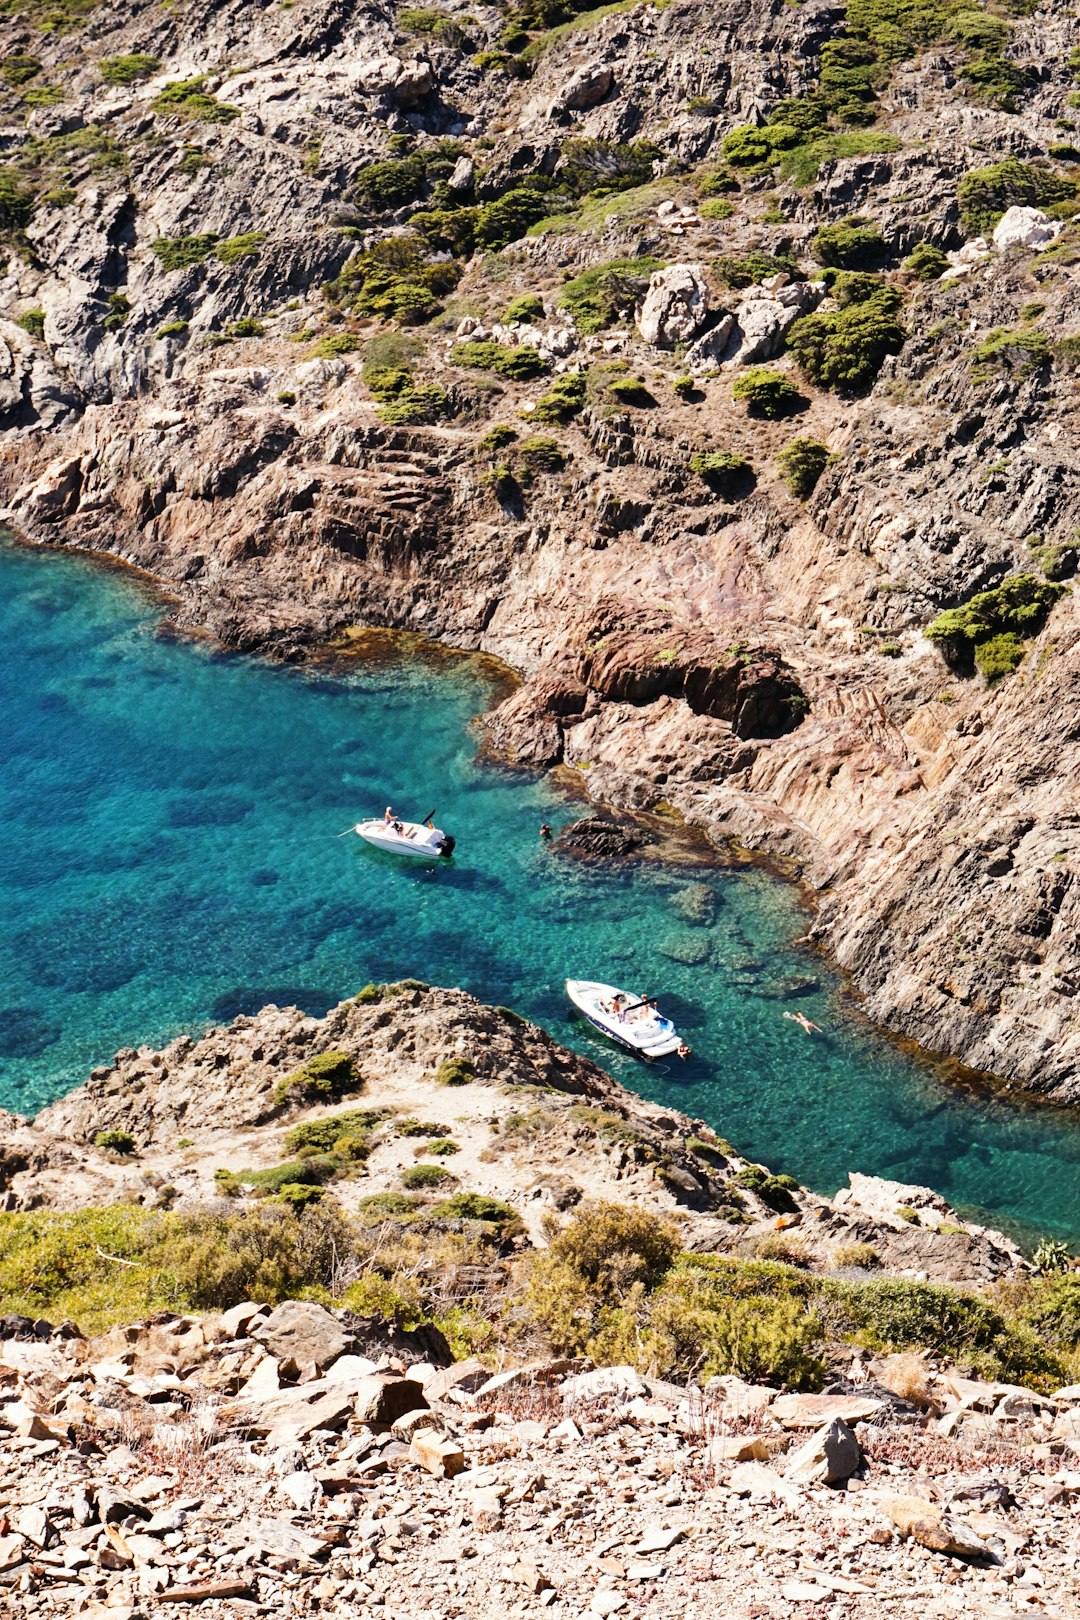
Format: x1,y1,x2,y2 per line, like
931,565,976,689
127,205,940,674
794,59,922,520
4,539,1080,1243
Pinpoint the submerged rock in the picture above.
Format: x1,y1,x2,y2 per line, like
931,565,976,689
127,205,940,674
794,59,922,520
555,817,652,861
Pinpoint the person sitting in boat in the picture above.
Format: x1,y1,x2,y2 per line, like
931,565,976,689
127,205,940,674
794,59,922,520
392,819,404,834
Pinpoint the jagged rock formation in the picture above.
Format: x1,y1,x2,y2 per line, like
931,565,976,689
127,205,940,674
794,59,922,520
0,0,1079,1099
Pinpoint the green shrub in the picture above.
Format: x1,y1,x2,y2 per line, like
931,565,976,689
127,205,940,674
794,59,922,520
787,288,905,393
344,1272,424,1323
925,573,1068,681
504,293,544,323
432,1192,520,1225
0,167,36,234
832,1242,880,1269
2,54,41,85
238,1159,323,1191
527,1202,682,1355
698,165,738,196
699,198,735,221
367,366,450,426
970,325,1049,380
1049,142,1080,165
15,307,45,337
276,390,295,405
358,1192,418,1215
99,53,159,85
270,1182,324,1208
156,319,190,339
398,6,474,47
397,1117,453,1137
903,241,949,280
477,424,519,454
672,374,695,398
94,1129,136,1155
958,159,1075,234
103,293,129,330
558,137,660,199
474,185,548,250
688,450,751,498
531,373,587,423
215,232,265,266
733,1164,799,1209
152,78,240,123
811,217,887,269
355,152,427,212
433,1056,474,1087
558,257,662,334
777,436,830,497
273,1049,361,1107
731,368,804,417
401,1163,456,1190
452,339,547,379
225,316,263,337
712,250,800,289
325,235,460,325
1023,1273,1080,1343
517,434,566,471
283,1108,387,1156
424,1138,460,1156
152,234,218,271
607,376,654,406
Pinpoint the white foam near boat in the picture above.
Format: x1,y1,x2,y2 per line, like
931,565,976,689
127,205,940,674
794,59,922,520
565,978,686,1061
354,818,455,862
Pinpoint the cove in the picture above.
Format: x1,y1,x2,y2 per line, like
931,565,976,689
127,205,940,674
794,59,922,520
4,539,1080,1245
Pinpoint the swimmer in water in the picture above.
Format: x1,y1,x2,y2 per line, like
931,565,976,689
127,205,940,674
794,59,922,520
540,823,553,841
784,1011,823,1035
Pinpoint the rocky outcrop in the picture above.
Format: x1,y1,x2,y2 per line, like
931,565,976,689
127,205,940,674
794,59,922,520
635,264,710,346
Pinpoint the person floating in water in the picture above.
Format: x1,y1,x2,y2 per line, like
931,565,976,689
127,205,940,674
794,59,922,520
677,1042,692,1059
539,823,552,841
784,1010,823,1035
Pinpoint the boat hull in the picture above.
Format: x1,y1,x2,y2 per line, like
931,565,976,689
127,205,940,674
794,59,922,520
355,820,451,862
565,978,684,1060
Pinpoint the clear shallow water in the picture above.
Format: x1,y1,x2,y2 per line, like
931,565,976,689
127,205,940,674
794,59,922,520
4,541,1080,1244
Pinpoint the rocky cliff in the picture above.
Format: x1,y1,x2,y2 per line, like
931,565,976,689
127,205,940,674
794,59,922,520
0,0,1079,1096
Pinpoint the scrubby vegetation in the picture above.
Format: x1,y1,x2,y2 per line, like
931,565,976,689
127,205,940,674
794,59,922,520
731,368,804,418
325,235,460,325
452,338,547,380
558,257,662,333
958,158,1075,234
689,450,752,498
151,77,240,123
925,573,1068,681
970,325,1050,381
272,1048,362,1108
787,287,905,393
904,242,949,280
776,437,831,498
713,250,800,290
94,1129,135,1155
811,218,887,270
98,53,159,84
152,234,217,271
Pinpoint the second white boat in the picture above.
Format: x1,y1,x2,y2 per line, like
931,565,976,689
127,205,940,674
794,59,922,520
565,978,687,1060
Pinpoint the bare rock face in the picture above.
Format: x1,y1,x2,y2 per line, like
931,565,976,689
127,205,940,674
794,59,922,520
553,64,614,114
635,265,710,347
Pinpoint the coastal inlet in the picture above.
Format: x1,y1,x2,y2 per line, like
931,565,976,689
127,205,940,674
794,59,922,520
4,538,1080,1241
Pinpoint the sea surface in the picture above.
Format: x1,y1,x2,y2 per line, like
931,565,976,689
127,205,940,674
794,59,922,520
4,538,1080,1242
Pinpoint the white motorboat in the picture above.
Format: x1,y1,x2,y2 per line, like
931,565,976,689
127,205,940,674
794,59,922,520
355,816,455,862
565,978,687,1061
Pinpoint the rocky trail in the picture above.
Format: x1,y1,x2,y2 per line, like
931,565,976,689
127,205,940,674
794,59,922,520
4,1298,1080,1619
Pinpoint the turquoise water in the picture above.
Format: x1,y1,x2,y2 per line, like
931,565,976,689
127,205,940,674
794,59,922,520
4,539,1080,1243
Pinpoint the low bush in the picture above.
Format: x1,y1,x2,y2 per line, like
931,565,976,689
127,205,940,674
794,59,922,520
225,317,262,338
832,1242,880,1269
731,368,804,418
432,1192,520,1225
15,307,45,337
151,78,240,123
811,217,887,270
558,257,662,334
452,339,547,380
688,450,751,498
699,198,734,221
2,54,41,85
970,325,1049,380
504,293,544,323
925,573,1068,681
786,288,905,393
152,234,217,271
325,235,460,325
958,159,1075,235
607,376,654,406
433,1056,475,1087
904,242,949,280
238,1159,322,1191
475,185,549,250
397,1117,453,1137
98,53,159,85
518,434,566,471
358,1192,418,1215
273,1049,362,1108
215,232,265,266
531,373,587,423
424,1138,460,1156
94,1129,135,1155
401,1163,456,1189
364,365,450,425
477,424,519,454
776,436,830,498
558,136,661,199
713,250,801,289
283,1108,387,1156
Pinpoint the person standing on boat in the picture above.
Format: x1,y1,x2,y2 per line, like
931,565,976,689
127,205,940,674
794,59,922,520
384,806,394,824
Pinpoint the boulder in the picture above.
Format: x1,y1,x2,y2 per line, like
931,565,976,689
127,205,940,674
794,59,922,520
771,1392,884,1429
562,1365,649,1405
409,1429,466,1477
354,1374,429,1426
784,1418,862,1485
554,63,613,112
723,281,823,368
992,206,1059,253
555,817,651,861
683,313,736,372
249,1302,351,1371
879,1495,987,1557
636,264,709,346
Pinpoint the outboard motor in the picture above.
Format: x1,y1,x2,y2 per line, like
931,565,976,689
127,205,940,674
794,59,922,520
438,834,456,858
